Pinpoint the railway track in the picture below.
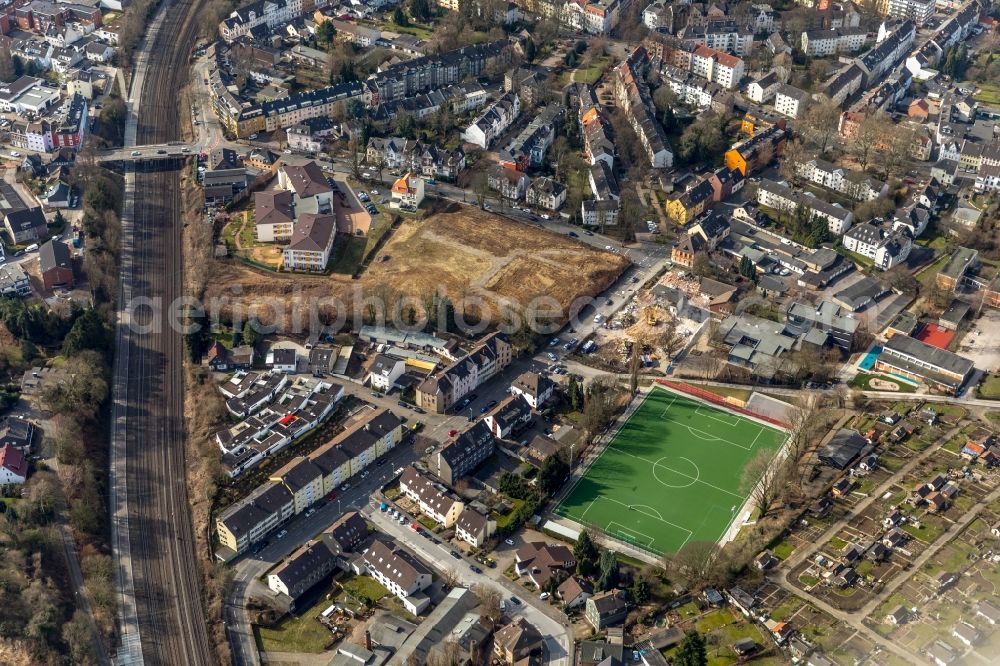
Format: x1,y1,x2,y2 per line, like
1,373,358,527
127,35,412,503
113,0,215,663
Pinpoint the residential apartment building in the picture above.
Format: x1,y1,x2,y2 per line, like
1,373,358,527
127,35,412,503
561,0,621,34
282,213,336,272
219,0,303,42
269,457,324,514
278,161,333,212
796,158,888,201
509,371,555,409
461,91,520,149
254,190,295,242
366,40,509,106
488,166,530,201
363,541,432,615
774,84,810,119
216,482,295,556
455,506,495,547
416,332,513,413
329,408,405,478
399,466,465,527
746,71,779,104
437,421,495,485
850,20,915,87
724,125,787,176
581,199,620,228
498,104,565,171
484,395,533,439
757,179,854,235
802,28,867,56
390,173,425,210
884,0,935,25
0,263,30,298
526,177,567,211
686,19,755,56
366,137,467,180
690,45,745,90
842,222,912,270
267,541,338,605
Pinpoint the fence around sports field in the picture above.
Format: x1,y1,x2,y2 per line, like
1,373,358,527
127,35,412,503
655,379,792,429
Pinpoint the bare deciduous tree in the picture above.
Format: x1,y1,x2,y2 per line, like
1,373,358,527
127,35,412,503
740,448,786,518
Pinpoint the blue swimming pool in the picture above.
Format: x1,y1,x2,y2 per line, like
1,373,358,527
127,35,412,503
859,346,882,371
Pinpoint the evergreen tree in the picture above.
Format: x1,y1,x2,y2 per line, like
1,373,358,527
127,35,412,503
242,318,263,348
597,550,619,591
393,5,409,26
538,452,569,495
574,531,599,576
524,37,536,63
629,577,649,603
676,631,708,666
739,255,756,280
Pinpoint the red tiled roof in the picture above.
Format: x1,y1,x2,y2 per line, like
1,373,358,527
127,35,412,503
0,444,27,478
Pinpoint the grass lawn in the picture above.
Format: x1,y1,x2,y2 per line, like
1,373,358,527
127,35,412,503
904,517,946,543
370,19,434,40
970,81,1000,105
772,539,795,560
930,403,968,420
255,596,335,654
770,597,804,622
917,254,950,286
418,515,439,531
341,575,387,605
828,536,848,550
695,609,733,633
329,235,367,274
799,574,820,586
553,386,787,554
850,373,916,393
978,375,1000,400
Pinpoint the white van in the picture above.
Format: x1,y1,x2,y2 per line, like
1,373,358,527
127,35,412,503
24,243,39,253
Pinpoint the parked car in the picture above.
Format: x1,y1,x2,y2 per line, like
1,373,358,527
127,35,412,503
505,538,515,545
450,551,461,559
539,592,550,600
509,596,522,606
470,565,482,574
276,529,288,539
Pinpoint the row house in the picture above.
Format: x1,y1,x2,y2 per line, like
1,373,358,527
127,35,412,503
366,137,467,180
15,1,101,35
757,179,854,235
580,106,615,167
461,91,520,149
820,64,865,106
219,0,303,42
526,177,567,210
796,158,888,201
614,48,673,168
373,81,490,125
365,40,509,106
399,466,464,527
498,104,565,171
416,332,512,413
842,222,912,270
851,20,915,88
216,482,294,557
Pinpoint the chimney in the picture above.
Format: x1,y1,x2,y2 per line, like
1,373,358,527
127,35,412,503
364,630,372,651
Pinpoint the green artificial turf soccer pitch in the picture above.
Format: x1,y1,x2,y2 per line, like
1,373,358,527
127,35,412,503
554,387,787,554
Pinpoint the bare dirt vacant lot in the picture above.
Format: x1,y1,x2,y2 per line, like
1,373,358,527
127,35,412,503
205,207,630,328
